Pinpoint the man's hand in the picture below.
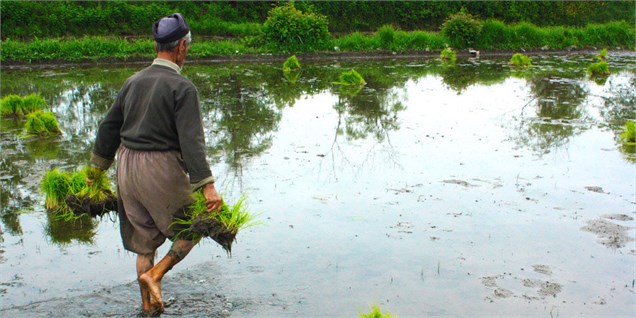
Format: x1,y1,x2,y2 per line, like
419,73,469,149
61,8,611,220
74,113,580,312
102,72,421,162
202,183,223,214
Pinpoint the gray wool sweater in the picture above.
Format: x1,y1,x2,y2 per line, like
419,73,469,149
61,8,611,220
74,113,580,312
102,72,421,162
91,60,214,189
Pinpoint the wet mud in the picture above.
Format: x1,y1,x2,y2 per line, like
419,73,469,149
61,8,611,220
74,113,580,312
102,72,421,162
581,214,634,249
65,192,118,218
0,262,246,318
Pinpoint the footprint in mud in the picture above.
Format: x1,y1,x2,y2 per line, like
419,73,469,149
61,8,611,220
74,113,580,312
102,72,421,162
581,214,635,249
481,264,562,303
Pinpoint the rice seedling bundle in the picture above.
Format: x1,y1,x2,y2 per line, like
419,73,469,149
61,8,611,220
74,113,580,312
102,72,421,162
359,305,393,318
171,192,259,254
440,48,456,63
509,53,532,68
334,69,366,86
620,121,636,145
41,166,116,220
25,111,62,136
283,55,301,73
1,93,46,117
587,61,610,77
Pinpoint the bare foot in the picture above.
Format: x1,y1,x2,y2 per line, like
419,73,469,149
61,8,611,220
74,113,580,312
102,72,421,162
139,282,152,312
139,272,164,313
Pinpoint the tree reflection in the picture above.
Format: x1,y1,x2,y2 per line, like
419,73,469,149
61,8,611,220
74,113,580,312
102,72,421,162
510,75,590,155
440,62,508,94
599,71,636,162
203,73,282,188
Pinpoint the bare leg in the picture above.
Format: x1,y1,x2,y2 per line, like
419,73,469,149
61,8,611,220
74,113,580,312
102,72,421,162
136,252,155,313
139,239,198,313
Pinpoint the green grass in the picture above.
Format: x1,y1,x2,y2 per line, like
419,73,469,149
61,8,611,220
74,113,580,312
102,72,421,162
0,93,46,117
24,111,61,136
0,21,633,63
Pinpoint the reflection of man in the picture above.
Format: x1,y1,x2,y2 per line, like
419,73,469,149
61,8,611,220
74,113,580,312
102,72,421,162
88,13,222,315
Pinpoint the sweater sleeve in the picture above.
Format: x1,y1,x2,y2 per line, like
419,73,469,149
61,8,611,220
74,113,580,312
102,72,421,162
174,84,214,187
91,86,125,170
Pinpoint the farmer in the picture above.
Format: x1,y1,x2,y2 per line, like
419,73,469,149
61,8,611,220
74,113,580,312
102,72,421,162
87,13,222,315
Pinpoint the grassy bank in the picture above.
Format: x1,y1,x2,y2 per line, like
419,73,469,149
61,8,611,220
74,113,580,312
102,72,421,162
1,21,633,64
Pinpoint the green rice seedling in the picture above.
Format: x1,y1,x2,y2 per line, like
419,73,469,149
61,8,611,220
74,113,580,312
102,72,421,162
0,95,25,117
334,69,366,86
620,121,636,145
24,111,61,136
283,55,301,73
595,48,608,61
41,168,73,210
0,94,44,117
440,48,456,64
359,304,393,318
509,53,532,68
587,61,610,77
172,192,259,254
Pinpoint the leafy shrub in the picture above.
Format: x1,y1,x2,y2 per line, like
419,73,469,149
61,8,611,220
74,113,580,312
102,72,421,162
440,47,456,63
509,53,532,67
441,8,482,49
587,61,610,77
260,2,332,53
25,110,61,136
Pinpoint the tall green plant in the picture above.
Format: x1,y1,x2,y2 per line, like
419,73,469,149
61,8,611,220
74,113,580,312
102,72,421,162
260,1,332,53
377,24,397,49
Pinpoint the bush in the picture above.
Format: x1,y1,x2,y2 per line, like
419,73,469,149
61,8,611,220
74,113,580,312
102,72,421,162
441,8,482,49
377,24,397,49
25,110,61,136
260,2,332,53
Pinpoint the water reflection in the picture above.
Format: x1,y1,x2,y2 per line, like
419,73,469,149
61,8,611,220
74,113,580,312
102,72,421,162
508,74,591,156
0,53,635,243
44,213,97,245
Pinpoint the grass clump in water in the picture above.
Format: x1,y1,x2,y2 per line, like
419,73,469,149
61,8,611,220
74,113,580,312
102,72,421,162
587,61,610,77
595,48,608,61
171,192,259,254
620,121,636,145
359,305,393,318
334,69,366,86
0,93,46,117
283,55,301,73
24,111,61,136
440,47,456,63
509,53,532,68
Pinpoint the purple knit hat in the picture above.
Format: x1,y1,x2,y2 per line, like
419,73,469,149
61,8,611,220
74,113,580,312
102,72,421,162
152,13,190,43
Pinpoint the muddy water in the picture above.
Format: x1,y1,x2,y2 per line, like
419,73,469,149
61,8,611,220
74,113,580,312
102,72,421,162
1,52,635,317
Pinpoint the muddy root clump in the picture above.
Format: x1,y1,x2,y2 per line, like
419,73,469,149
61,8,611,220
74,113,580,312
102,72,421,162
190,215,236,255
65,190,118,217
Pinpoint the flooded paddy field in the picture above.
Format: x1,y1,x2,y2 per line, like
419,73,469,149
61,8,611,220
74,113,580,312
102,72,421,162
1,51,635,317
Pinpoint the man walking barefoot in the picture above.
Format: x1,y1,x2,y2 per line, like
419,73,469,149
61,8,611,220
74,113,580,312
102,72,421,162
88,13,222,315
